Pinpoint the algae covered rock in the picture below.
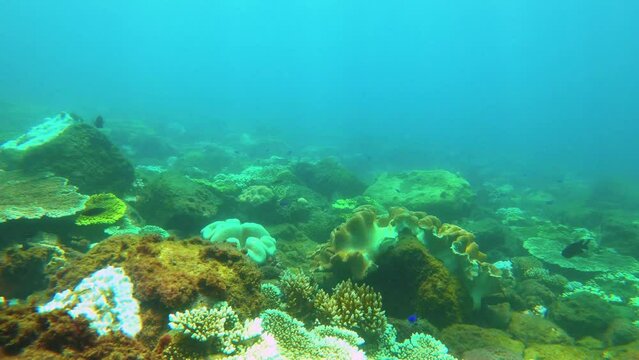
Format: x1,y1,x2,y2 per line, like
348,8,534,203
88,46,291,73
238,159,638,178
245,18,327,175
522,344,595,359
1,112,134,195
292,158,366,198
136,171,222,234
367,239,467,328
507,312,573,345
364,170,475,219
550,292,631,339
440,323,525,357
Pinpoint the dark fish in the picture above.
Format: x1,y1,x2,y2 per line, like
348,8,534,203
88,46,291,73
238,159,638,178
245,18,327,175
81,207,107,216
561,239,590,258
94,115,104,128
395,188,401,193
279,199,290,207
545,199,555,205
407,314,418,324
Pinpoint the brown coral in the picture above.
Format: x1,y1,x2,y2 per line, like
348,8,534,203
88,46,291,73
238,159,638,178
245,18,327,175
314,279,387,343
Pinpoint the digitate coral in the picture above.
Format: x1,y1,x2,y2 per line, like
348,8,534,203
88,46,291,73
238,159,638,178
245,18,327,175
167,302,261,355
314,279,387,343
75,193,127,226
279,269,318,320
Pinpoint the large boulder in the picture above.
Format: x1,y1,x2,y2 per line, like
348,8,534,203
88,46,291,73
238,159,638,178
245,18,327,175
364,170,475,219
136,171,222,234
0,112,134,195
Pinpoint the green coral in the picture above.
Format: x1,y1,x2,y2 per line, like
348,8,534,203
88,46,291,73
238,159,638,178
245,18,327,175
75,193,127,226
332,198,359,211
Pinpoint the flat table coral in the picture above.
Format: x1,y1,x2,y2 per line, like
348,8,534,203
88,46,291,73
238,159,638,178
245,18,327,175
0,170,88,223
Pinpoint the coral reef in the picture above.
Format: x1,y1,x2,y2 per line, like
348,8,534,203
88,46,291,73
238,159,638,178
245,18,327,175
201,218,277,264
136,171,222,234
368,239,467,327
373,325,456,360
314,206,502,309
241,309,366,360
279,269,318,321
0,170,88,223
0,244,60,298
0,304,156,359
314,279,387,342
292,158,366,198
166,302,261,355
51,234,264,335
440,324,524,358
518,219,639,273
238,185,275,206
75,193,127,226
364,170,475,219
38,266,142,337
1,113,134,195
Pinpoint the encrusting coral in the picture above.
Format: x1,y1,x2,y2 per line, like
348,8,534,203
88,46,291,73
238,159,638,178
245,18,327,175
75,193,127,226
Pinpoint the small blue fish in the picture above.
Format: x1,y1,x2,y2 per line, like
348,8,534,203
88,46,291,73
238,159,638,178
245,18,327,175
407,314,418,324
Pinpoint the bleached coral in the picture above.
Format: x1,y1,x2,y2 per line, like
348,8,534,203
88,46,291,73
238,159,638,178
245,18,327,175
38,266,141,337
373,324,456,360
168,302,260,355
1,112,81,151
238,309,365,360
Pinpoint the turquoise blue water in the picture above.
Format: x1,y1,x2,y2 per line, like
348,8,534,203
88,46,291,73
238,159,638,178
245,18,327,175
1,1,638,178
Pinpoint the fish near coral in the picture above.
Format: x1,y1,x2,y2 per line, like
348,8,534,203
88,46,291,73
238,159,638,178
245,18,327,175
561,239,590,258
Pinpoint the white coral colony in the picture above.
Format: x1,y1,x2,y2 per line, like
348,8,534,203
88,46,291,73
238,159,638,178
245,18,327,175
38,266,142,337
